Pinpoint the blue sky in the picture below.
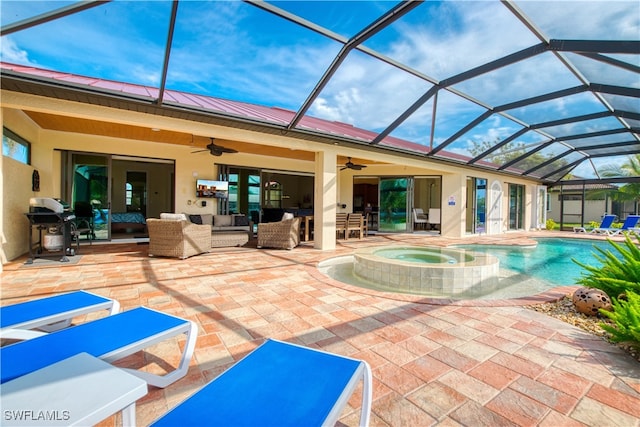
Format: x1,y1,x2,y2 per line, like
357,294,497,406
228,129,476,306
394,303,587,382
1,1,638,179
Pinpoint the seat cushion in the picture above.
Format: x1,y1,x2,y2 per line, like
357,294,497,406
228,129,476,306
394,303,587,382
214,215,233,227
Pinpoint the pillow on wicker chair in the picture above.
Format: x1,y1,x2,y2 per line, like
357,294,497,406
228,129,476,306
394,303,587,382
160,213,188,221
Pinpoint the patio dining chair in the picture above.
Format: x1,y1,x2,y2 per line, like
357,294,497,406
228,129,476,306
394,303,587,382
346,213,365,239
74,201,96,243
336,213,348,239
412,208,428,230
151,339,372,427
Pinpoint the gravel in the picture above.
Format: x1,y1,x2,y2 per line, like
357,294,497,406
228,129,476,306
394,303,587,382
526,295,639,363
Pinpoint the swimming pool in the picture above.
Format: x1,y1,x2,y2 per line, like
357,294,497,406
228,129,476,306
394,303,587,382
317,238,613,299
454,238,610,287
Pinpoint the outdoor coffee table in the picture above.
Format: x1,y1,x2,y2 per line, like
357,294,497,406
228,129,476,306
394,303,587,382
0,352,147,426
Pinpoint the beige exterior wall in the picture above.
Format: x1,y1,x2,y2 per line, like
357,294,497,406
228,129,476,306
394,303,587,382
1,108,43,266
2,90,543,261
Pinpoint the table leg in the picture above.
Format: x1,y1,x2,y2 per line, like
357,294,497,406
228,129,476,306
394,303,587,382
122,403,137,427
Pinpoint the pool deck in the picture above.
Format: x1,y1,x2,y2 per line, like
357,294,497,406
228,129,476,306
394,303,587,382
2,230,639,426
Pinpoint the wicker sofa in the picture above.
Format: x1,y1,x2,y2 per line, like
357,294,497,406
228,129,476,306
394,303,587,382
257,217,301,250
186,213,252,248
147,214,212,259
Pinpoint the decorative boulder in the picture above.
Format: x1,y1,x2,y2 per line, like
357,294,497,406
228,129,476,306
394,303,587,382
572,288,612,316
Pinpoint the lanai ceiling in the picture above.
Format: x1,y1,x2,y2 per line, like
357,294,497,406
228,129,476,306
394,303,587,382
1,0,639,184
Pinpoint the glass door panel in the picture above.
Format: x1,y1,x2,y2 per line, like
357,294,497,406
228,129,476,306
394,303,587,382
509,184,524,230
71,153,111,240
379,177,409,232
476,178,487,233
466,177,486,234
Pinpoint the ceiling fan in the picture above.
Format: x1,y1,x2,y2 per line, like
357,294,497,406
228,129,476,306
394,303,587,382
191,137,238,156
340,157,367,171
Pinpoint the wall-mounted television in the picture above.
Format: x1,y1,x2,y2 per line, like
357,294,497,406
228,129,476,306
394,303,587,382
196,179,229,199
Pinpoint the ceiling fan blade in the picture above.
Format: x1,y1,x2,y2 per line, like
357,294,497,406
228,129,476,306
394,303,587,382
218,146,238,153
191,149,208,154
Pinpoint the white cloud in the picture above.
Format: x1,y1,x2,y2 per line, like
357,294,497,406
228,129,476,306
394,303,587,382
514,1,640,40
0,37,34,65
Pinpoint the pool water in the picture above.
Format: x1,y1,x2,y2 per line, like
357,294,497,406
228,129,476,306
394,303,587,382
455,238,610,287
317,238,615,300
373,247,474,264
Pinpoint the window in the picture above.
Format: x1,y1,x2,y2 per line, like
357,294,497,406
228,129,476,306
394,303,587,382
2,127,30,165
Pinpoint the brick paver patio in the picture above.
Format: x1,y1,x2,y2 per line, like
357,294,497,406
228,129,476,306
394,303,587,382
2,231,639,426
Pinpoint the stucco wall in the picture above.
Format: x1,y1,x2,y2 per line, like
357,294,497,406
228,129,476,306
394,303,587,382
2,108,42,264
2,157,34,262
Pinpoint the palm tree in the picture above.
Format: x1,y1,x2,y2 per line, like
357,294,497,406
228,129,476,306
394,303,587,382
599,154,640,215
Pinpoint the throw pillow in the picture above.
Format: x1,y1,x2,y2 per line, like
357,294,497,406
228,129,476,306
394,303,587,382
200,214,213,226
233,215,250,226
160,213,187,221
189,214,203,224
282,212,295,220
214,215,232,227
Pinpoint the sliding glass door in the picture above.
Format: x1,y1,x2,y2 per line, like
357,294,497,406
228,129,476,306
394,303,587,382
65,153,111,240
379,177,410,232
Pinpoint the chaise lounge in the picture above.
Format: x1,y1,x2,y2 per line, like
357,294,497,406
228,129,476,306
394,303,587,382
0,306,197,388
151,339,372,426
573,214,617,233
594,214,640,236
0,290,119,340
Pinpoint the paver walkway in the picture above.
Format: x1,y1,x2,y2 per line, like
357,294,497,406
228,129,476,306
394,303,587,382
2,231,639,426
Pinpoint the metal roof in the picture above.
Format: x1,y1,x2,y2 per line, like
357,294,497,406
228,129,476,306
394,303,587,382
1,0,639,184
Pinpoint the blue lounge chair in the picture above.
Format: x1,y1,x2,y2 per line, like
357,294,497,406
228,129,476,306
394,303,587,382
595,215,640,236
0,307,197,388
152,339,372,427
0,290,119,340
573,214,617,233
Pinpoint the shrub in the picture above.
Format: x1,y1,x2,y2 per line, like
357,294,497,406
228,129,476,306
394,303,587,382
599,290,640,350
545,219,556,230
572,234,640,298
573,235,640,349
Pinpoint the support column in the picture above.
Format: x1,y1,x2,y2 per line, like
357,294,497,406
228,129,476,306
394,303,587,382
313,150,338,250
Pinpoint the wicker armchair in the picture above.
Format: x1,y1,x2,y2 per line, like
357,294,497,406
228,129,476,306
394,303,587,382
257,217,301,250
147,218,211,259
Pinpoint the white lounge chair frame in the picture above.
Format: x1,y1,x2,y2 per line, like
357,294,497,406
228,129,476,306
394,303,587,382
0,306,197,389
594,215,640,236
0,290,120,341
152,338,372,426
573,214,617,233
